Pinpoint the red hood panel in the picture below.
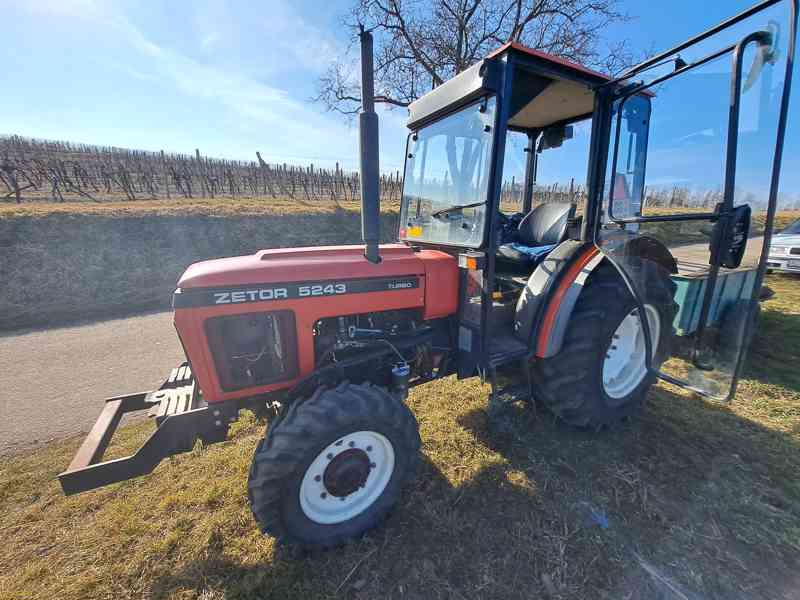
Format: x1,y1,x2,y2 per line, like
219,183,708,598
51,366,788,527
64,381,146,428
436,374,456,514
177,244,425,289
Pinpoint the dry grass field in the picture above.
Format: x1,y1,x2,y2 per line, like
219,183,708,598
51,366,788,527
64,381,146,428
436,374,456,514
0,198,402,219
1,273,798,600
0,199,400,331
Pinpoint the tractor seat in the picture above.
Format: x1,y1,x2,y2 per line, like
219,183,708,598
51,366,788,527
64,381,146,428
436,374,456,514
497,202,573,272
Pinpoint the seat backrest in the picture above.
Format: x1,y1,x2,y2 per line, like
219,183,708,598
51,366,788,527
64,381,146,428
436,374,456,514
516,202,573,247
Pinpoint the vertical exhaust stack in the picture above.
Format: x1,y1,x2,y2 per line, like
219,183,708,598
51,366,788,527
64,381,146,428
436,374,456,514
359,27,381,263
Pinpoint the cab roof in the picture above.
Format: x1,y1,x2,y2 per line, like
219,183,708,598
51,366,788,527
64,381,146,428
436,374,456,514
406,41,615,131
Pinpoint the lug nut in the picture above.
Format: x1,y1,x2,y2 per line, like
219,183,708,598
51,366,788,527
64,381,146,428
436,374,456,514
366,445,372,452
349,441,355,447
335,440,343,446
320,492,327,499
314,475,321,482
370,462,376,468
326,453,334,460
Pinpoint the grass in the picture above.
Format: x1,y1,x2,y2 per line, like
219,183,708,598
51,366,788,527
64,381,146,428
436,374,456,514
0,197,401,219
0,198,400,332
1,273,799,600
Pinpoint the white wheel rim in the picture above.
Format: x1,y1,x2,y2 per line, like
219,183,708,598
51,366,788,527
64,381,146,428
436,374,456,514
602,304,661,400
299,431,395,525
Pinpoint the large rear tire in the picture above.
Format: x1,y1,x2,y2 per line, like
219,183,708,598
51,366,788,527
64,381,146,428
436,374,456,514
247,382,420,549
532,260,677,428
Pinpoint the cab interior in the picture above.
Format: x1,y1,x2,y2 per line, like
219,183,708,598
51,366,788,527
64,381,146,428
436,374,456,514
400,44,617,364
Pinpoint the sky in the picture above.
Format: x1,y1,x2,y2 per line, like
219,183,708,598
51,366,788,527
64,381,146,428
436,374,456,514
1,0,799,204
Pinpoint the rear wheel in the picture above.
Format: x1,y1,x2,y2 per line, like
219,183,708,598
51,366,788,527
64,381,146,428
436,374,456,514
247,382,420,548
532,260,677,427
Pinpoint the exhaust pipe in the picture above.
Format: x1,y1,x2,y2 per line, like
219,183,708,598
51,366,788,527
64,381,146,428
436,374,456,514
359,27,381,264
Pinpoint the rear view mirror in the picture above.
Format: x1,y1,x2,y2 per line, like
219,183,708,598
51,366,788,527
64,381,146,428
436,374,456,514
743,30,777,92
710,203,751,269
538,125,574,152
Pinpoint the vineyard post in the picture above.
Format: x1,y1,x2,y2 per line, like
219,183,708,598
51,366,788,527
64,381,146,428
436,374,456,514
161,150,170,199
195,149,207,198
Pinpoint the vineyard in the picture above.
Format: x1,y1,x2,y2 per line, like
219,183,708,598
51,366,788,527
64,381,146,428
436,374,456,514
0,135,404,206
2,134,799,212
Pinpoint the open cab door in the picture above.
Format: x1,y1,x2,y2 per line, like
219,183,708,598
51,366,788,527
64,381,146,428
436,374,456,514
592,0,796,400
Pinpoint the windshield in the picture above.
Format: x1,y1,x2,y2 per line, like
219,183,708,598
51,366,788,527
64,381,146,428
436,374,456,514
780,219,800,235
399,97,496,247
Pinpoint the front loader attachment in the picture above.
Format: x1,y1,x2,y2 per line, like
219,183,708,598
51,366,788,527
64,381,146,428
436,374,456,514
58,363,233,495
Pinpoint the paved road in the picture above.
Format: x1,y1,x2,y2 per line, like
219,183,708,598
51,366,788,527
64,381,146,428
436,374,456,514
0,311,184,456
670,236,764,267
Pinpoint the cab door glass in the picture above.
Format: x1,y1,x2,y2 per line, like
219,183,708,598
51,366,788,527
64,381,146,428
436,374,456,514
596,5,792,400
400,97,496,248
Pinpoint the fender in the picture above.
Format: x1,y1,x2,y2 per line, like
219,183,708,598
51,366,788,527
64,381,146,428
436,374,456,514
518,235,675,359
609,233,678,275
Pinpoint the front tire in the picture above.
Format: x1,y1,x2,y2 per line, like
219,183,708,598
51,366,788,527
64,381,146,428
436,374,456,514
532,260,677,428
247,382,420,549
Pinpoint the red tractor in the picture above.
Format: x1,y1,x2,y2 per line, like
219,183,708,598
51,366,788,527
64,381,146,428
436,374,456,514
60,0,796,549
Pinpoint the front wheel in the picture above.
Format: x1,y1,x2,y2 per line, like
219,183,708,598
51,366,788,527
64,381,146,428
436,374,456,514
247,382,420,549
532,260,677,427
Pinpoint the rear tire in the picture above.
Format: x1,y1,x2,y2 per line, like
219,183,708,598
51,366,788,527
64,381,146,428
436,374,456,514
532,260,677,428
247,382,420,549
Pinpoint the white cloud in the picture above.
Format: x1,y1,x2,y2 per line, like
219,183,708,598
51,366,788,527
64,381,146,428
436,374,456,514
257,7,342,73
674,128,716,143
15,0,408,170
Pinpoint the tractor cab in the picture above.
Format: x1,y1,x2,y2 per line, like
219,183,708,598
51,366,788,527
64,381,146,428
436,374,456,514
398,43,649,382
400,43,611,258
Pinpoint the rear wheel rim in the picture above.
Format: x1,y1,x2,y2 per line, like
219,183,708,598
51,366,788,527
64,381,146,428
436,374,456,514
602,304,661,400
299,431,395,525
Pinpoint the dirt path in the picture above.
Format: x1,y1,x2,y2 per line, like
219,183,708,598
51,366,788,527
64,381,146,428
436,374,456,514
0,311,183,456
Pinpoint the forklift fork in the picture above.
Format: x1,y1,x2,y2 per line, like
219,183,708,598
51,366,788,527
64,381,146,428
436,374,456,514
58,363,235,495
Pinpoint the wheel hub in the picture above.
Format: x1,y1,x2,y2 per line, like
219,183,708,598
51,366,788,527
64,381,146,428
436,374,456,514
299,430,395,525
323,449,371,497
602,304,661,400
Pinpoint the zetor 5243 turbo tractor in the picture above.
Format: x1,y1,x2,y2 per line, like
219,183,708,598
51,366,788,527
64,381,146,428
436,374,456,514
60,0,796,549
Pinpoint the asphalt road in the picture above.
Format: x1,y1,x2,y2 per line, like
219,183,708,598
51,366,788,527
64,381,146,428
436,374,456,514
0,236,767,457
671,235,764,266
0,311,184,456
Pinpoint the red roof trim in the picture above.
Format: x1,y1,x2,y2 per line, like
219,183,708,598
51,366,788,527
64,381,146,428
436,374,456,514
487,41,611,82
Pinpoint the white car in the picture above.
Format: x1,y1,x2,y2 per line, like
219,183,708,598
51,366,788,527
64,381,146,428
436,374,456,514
767,218,800,274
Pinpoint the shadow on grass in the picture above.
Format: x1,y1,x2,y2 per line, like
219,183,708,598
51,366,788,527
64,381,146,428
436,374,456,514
149,386,800,600
460,387,800,599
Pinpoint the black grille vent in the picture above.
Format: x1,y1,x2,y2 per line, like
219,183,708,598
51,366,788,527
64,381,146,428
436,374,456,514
791,247,800,256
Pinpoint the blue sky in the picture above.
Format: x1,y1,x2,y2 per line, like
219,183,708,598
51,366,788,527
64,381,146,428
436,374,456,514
1,0,798,204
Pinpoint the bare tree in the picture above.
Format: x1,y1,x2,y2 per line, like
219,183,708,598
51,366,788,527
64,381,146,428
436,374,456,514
316,0,634,116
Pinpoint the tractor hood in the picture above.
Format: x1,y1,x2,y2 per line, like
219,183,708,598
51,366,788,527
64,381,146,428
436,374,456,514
176,244,426,290
173,243,458,321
